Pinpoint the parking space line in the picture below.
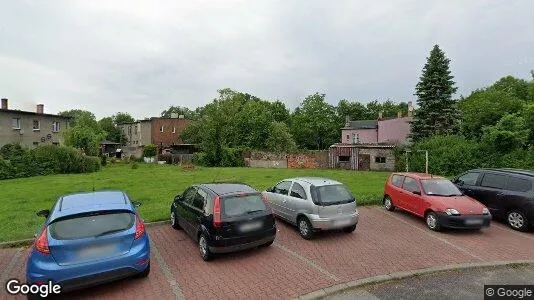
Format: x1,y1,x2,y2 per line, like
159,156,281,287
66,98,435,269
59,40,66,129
0,248,23,284
152,244,185,300
274,243,341,282
375,209,485,262
493,224,534,241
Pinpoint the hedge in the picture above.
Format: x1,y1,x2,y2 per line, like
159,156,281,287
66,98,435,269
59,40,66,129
0,144,100,180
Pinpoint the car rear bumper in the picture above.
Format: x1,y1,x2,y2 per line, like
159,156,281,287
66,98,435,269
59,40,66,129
436,213,492,229
209,227,276,254
26,235,150,292
309,211,359,230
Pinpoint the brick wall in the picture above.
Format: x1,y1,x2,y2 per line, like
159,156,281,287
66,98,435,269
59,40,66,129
151,118,190,147
287,151,329,169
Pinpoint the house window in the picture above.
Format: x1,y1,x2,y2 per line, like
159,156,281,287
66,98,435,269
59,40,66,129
160,126,164,132
346,134,349,142
52,122,60,132
33,120,40,131
12,118,20,129
339,156,350,162
134,125,138,134
375,156,386,163
172,127,176,134
128,126,132,135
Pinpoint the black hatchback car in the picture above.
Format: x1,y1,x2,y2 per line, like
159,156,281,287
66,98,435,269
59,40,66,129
452,168,534,231
170,183,276,261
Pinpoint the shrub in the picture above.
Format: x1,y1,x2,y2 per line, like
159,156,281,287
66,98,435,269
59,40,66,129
131,162,139,169
192,152,209,166
101,155,107,166
143,144,157,157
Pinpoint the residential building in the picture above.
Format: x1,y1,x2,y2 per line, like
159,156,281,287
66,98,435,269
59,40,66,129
330,102,414,171
117,114,191,157
0,98,70,148
341,101,414,145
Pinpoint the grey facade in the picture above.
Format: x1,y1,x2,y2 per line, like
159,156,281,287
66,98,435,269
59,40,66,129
117,120,152,157
329,143,396,171
0,99,70,148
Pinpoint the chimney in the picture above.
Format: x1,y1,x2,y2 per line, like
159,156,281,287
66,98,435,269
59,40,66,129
1,98,7,110
378,111,383,120
407,101,414,117
36,104,44,114
397,111,402,118
345,115,350,127
178,115,184,119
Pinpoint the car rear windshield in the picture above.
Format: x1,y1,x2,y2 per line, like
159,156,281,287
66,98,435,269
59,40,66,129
311,184,355,206
222,194,267,217
49,212,135,240
421,179,463,196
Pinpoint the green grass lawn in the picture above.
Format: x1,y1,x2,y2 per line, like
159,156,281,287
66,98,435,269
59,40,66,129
0,164,389,242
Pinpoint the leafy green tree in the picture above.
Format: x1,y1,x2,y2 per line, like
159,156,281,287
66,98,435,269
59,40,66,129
481,113,529,153
58,110,97,128
489,76,530,101
291,93,338,150
410,45,461,142
521,104,534,145
98,117,127,145
64,125,105,156
266,121,297,153
113,112,135,125
143,144,157,157
336,100,366,123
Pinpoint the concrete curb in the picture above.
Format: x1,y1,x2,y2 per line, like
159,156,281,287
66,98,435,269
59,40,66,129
0,220,171,249
295,260,534,300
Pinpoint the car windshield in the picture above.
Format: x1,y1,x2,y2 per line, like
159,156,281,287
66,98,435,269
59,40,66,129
49,212,135,240
421,179,463,196
311,184,355,206
222,194,267,217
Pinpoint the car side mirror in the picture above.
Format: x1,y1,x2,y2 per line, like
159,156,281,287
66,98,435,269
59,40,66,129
36,209,50,218
132,201,142,207
412,191,421,195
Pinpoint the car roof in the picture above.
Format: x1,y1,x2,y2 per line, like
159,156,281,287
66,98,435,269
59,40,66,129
49,191,133,221
392,172,446,180
287,177,343,186
199,183,257,196
469,168,534,177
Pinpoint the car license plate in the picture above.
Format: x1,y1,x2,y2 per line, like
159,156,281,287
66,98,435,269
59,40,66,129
333,219,351,227
78,244,117,258
465,219,483,225
239,221,262,232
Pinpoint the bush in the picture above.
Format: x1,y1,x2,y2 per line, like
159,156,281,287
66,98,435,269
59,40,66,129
143,144,157,157
192,152,209,166
0,143,100,180
101,155,107,166
131,162,139,169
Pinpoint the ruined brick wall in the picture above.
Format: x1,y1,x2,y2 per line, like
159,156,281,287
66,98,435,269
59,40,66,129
287,151,329,169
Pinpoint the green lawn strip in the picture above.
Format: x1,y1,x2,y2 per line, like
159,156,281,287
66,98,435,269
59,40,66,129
0,164,389,242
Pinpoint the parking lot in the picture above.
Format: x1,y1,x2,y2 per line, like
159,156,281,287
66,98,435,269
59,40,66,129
2,206,534,300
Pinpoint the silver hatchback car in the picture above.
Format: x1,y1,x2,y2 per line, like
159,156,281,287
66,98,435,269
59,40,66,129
263,177,359,239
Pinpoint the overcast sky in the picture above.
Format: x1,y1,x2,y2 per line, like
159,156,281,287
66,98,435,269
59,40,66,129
1,0,533,119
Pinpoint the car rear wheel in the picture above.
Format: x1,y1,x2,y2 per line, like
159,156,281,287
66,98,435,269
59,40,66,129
170,209,181,230
343,224,357,233
507,210,529,231
384,196,395,211
298,217,314,240
199,234,212,261
426,212,441,231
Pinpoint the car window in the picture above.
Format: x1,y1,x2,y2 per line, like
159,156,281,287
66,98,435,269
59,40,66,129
49,212,135,240
506,176,532,192
290,182,307,199
402,177,420,193
391,175,404,187
456,172,480,186
274,181,291,195
222,194,267,217
182,187,197,205
480,173,506,189
311,184,354,205
192,189,207,210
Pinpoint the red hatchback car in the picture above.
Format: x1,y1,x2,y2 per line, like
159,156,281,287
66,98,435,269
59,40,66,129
383,172,492,231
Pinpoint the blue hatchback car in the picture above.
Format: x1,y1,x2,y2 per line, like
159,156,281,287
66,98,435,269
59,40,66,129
26,191,150,294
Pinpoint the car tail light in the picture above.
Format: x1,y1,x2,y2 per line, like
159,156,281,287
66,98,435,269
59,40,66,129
261,193,273,214
134,213,145,240
213,196,222,228
35,227,50,254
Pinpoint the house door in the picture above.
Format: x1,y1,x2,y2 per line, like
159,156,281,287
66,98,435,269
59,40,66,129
358,154,370,171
